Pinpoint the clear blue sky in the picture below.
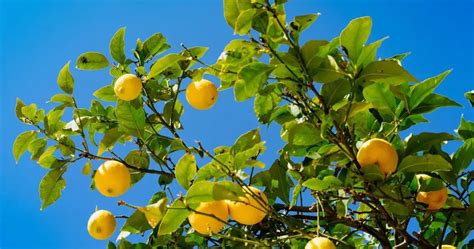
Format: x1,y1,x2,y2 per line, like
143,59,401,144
1,0,473,248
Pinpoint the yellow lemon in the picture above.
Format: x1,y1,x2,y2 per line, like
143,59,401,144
227,186,269,225
87,210,116,240
305,237,336,249
114,74,143,101
357,138,398,176
185,79,218,110
441,245,456,249
416,187,448,210
188,201,228,235
94,160,131,197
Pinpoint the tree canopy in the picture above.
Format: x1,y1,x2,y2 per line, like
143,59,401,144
13,0,473,248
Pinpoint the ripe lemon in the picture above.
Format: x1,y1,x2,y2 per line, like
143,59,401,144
357,138,398,176
114,74,143,101
94,160,131,197
305,237,336,249
416,187,448,210
87,210,116,240
185,79,218,110
227,186,269,225
441,245,456,249
188,200,228,235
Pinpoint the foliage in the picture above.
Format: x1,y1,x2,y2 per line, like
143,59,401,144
13,0,473,248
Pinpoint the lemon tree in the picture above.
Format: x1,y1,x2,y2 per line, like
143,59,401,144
12,0,473,248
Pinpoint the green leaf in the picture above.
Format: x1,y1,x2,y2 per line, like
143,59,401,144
175,153,197,190
223,0,239,28
281,121,321,146
452,138,474,173
98,127,123,155
321,79,351,107
125,150,150,184
142,33,168,61
416,175,446,192
82,161,92,176
15,98,26,121
212,181,244,201
234,62,275,101
39,168,66,210
93,85,117,102
252,160,293,204
340,16,372,61
398,154,452,173
409,70,451,110
38,146,65,169
110,27,126,64
254,85,281,123
405,132,459,156
410,93,461,115
310,56,345,83
457,117,474,140
116,100,145,138
28,138,47,160
290,183,302,208
465,90,474,107
363,83,396,115
185,181,216,205
301,40,329,72
357,60,417,85
13,131,37,163
231,128,261,154
49,94,74,107
76,52,109,70
158,199,189,235
357,37,387,67
57,61,74,94
121,210,152,233
303,176,342,191
360,164,384,181
293,14,319,33
235,8,257,35
147,53,185,80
